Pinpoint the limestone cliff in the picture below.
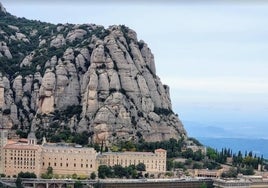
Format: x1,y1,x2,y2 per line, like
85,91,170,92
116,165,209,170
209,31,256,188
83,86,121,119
0,4,187,145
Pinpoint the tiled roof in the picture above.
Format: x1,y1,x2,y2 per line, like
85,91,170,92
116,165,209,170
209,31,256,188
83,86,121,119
4,143,41,150
7,140,17,145
18,138,28,143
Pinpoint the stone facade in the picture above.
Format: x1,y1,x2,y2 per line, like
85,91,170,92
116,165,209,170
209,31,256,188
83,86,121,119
0,129,166,177
3,141,42,177
98,149,166,173
0,128,8,174
41,144,97,176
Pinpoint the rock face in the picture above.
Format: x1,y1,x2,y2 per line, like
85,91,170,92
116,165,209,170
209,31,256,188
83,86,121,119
0,5,187,145
0,2,6,15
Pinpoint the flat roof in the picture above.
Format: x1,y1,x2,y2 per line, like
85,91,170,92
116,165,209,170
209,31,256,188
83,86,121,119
4,143,41,150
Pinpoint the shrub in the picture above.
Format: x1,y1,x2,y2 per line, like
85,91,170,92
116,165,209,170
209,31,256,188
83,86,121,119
90,172,96,180
3,109,11,115
153,107,173,116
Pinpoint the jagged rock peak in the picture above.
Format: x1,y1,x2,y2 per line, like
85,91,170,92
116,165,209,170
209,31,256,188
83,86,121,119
0,9,187,145
0,2,6,15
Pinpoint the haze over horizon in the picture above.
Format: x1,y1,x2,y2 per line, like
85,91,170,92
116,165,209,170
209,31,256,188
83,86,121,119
2,1,268,139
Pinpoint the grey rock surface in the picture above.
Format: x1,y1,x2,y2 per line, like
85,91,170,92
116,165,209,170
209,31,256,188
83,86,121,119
0,9,187,144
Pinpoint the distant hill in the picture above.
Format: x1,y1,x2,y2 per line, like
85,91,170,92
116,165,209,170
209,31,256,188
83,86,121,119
198,137,268,159
183,121,239,138
184,120,268,139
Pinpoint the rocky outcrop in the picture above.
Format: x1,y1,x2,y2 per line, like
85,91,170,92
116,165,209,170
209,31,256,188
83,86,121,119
50,34,66,48
20,52,35,67
16,32,29,43
0,41,12,59
66,29,87,42
0,4,187,145
0,2,6,15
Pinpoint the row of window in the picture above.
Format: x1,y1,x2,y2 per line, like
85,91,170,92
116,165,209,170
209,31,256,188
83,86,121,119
5,158,36,166
43,162,93,168
104,161,165,170
43,149,94,154
45,157,92,162
110,155,160,158
8,150,36,154
9,157,36,161
9,154,36,157
12,162,36,166
5,166,36,170
107,159,164,164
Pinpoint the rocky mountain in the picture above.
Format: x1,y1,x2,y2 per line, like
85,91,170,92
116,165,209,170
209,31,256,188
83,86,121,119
0,3,187,145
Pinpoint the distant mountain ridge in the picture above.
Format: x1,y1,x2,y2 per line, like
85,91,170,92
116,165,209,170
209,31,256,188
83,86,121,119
0,3,186,145
184,120,268,139
198,137,268,159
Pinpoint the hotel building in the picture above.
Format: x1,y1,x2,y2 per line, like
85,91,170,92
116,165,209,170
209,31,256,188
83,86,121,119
41,143,96,176
98,149,166,173
0,128,166,177
1,131,42,177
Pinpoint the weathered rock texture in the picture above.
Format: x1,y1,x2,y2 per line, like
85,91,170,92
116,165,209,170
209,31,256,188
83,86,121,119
0,2,6,15
0,4,187,145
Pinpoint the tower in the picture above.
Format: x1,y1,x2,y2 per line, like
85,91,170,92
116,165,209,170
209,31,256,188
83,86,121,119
28,122,37,145
27,131,37,145
0,128,8,174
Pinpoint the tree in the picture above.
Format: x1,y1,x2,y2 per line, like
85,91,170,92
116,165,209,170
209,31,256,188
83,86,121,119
185,159,193,166
193,150,204,161
200,182,207,188
94,143,101,152
18,171,37,178
131,169,138,179
74,181,83,188
113,165,126,178
174,161,184,169
125,165,138,179
47,166,53,175
221,167,238,178
15,177,23,188
90,172,96,179
98,165,112,179
72,173,78,179
41,167,53,179
0,173,6,177
238,166,254,175
136,163,146,171
193,162,203,169
166,159,174,171
206,148,217,160
125,165,136,178
182,148,194,158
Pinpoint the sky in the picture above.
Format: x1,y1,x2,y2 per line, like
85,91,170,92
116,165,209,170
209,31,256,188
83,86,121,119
2,1,268,139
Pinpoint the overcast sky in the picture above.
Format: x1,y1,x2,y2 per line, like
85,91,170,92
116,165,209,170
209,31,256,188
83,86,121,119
2,1,268,138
